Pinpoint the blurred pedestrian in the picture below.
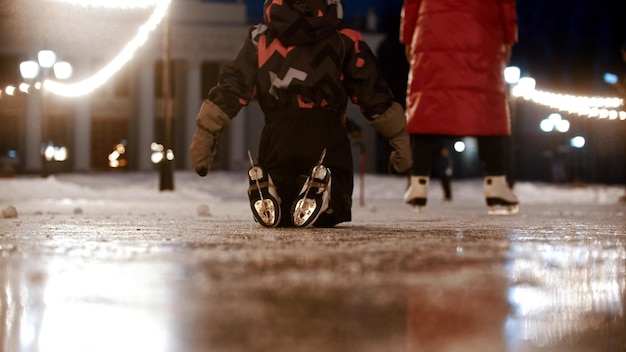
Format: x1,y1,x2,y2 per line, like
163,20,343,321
189,0,412,228
435,144,453,202
400,0,520,215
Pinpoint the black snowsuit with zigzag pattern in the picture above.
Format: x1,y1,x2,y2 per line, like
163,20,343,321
206,0,396,226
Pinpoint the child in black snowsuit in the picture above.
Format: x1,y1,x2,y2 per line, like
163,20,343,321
189,0,412,227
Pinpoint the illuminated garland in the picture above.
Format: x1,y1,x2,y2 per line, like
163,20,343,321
511,78,626,121
52,0,164,9
0,0,170,99
45,0,172,97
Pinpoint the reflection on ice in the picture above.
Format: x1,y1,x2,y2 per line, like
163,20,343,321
1,259,177,352
39,304,168,352
506,238,625,349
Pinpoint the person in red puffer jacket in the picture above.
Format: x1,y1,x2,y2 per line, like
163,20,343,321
401,0,520,215
190,0,412,227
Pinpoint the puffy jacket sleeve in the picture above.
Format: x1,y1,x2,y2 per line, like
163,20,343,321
339,27,395,120
207,27,259,118
498,0,518,44
400,0,421,45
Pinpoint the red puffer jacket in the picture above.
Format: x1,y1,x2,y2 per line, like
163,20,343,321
400,0,518,136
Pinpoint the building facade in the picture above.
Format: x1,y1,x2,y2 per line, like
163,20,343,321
0,0,384,176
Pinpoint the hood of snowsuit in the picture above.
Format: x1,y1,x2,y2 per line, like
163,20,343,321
263,0,344,46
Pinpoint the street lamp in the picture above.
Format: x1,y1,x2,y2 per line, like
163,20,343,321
504,66,521,187
570,136,586,185
20,50,72,176
540,113,570,133
504,66,521,85
159,4,174,191
540,113,570,183
511,77,536,99
570,136,585,148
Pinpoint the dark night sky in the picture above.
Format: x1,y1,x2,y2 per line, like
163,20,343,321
513,0,626,95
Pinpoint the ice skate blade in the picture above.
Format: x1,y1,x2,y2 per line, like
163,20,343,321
292,163,330,228
293,198,321,227
292,179,330,227
487,204,519,216
405,196,426,209
252,199,280,227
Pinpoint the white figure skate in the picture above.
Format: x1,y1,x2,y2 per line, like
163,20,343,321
404,176,429,213
485,175,519,215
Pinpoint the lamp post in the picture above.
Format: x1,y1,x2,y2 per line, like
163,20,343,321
540,113,570,183
159,4,174,191
20,50,72,177
504,66,521,187
570,135,586,185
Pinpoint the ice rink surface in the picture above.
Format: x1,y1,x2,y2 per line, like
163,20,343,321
1,171,624,352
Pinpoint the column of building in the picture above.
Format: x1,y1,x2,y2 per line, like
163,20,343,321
23,89,43,173
184,59,202,170
137,63,156,171
72,60,91,172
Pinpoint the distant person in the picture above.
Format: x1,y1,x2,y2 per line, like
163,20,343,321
435,144,453,202
400,0,520,215
189,0,411,228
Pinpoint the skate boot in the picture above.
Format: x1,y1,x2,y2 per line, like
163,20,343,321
248,165,281,227
485,175,519,215
404,176,428,213
292,164,331,227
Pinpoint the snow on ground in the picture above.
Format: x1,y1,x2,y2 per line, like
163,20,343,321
0,171,623,219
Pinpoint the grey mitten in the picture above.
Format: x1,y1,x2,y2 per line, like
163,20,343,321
370,102,413,174
189,100,231,176
189,128,218,177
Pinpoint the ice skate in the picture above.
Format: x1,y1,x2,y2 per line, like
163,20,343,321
404,176,428,213
247,151,281,227
485,175,519,215
292,149,330,227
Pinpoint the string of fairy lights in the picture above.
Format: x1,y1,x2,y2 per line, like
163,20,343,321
511,76,626,121
2,0,171,99
0,0,624,122
52,0,165,8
